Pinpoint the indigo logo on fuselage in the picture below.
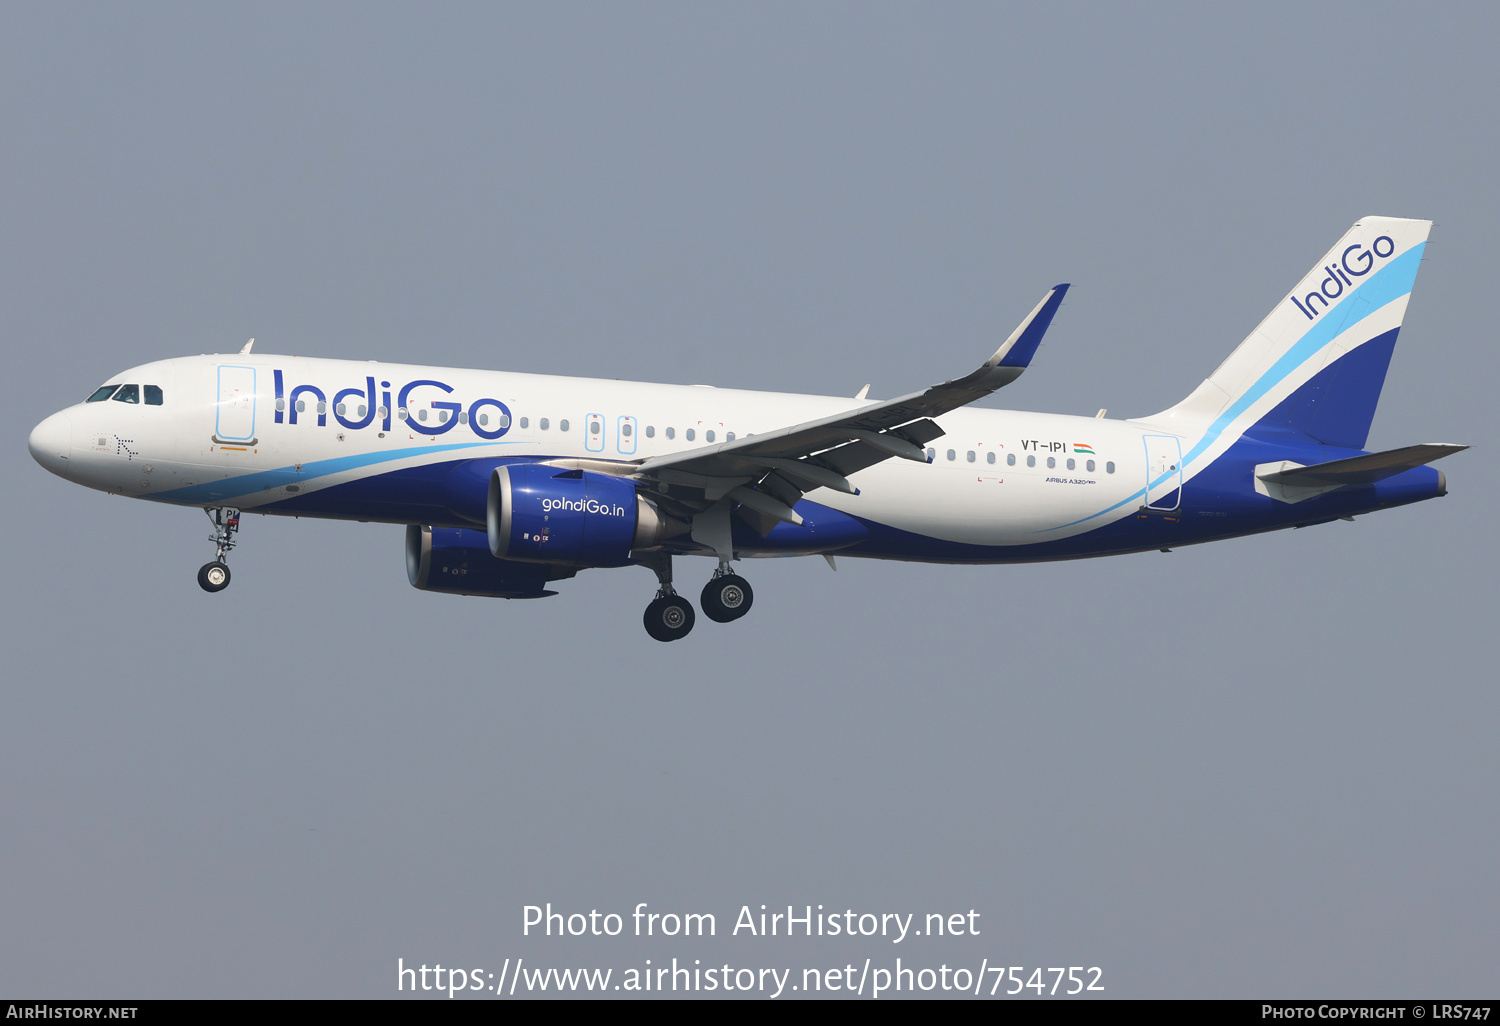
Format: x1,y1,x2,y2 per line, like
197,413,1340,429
1289,235,1396,322
271,371,513,440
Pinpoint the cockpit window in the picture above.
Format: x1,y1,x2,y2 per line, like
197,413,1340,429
112,384,140,404
144,384,163,405
86,385,119,403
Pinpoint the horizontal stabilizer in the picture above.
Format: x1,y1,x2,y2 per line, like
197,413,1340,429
1254,443,1467,504
1260,443,1468,486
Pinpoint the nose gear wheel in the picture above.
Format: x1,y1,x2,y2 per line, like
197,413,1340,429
198,561,231,592
198,507,240,593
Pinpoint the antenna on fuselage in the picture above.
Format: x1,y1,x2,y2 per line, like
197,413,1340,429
240,338,255,355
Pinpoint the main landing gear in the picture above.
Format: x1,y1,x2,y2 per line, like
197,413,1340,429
701,563,753,623
198,507,240,593
642,554,695,643
640,555,754,642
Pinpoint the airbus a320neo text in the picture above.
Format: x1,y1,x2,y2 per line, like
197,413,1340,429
29,217,1465,640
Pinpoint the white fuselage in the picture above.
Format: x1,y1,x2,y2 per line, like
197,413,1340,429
37,353,1157,550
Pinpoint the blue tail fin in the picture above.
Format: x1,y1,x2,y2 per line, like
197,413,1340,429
1154,216,1431,455
1247,324,1400,447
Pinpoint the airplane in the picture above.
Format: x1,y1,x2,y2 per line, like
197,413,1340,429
28,216,1467,641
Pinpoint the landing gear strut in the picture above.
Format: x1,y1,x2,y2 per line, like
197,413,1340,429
642,554,695,642
198,507,239,593
700,562,754,623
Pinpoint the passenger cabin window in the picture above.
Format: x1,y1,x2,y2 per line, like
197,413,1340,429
1026,455,1036,467
519,417,529,429
1066,458,1075,470
726,432,734,442
622,423,632,437
1106,461,1115,474
987,452,996,464
87,385,119,403
685,428,695,441
666,427,675,439
967,450,975,463
590,420,601,435
646,426,655,438
1086,460,1096,472
706,430,715,442
112,384,140,404
560,419,569,432
540,418,549,430
1047,457,1055,468
144,385,163,405
1007,453,1016,466
946,449,956,461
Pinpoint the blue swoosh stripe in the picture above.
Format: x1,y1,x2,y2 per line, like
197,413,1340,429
149,440,502,504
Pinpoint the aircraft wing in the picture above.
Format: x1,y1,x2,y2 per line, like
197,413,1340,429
630,284,1069,530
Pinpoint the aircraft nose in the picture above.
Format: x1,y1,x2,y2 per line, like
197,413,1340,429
29,410,73,476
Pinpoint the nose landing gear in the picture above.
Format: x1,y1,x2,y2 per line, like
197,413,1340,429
198,507,240,593
700,564,753,623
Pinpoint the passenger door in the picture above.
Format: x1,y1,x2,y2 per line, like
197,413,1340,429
1143,435,1182,511
215,365,257,442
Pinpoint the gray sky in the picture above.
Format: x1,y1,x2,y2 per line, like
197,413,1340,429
2,2,1495,999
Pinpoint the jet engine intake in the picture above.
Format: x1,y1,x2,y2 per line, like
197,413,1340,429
487,464,664,567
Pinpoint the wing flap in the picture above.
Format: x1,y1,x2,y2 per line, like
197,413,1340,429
627,285,1069,545
634,288,1070,488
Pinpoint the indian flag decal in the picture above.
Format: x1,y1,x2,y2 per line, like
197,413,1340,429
1073,443,1095,455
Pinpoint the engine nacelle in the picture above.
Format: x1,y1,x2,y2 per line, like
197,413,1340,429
406,525,558,598
488,464,662,567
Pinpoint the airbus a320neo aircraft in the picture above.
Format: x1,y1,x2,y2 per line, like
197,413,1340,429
29,217,1466,640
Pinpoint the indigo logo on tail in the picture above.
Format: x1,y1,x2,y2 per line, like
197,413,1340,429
1290,235,1396,321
